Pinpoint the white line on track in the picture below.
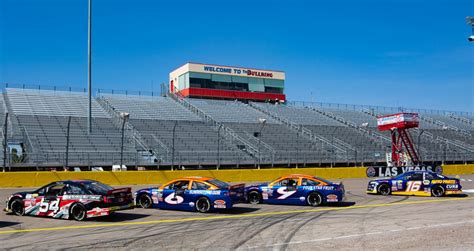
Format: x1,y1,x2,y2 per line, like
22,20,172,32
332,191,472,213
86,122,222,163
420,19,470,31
462,189,474,193
244,220,474,250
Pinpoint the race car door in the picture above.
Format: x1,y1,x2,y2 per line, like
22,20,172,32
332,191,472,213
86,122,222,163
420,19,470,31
268,178,300,204
402,172,425,195
22,182,57,216
37,183,66,217
160,180,190,210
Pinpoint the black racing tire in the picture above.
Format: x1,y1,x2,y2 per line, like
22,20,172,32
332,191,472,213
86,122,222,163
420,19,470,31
431,185,445,197
137,194,153,209
306,192,322,207
378,183,391,196
195,197,211,213
10,198,25,216
247,190,262,205
70,203,87,221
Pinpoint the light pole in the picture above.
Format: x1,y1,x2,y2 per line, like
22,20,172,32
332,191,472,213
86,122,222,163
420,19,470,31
296,125,302,168
466,16,474,41
257,118,267,169
65,116,71,170
330,126,338,167
3,113,8,172
217,124,223,170
171,120,178,171
417,129,424,164
87,0,93,134
442,126,448,164
120,112,129,169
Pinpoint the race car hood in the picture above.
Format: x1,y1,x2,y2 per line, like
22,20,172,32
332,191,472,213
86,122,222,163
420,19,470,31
369,178,393,183
9,191,34,198
135,187,156,195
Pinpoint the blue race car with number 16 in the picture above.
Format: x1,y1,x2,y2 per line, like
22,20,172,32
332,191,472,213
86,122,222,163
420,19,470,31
367,170,462,197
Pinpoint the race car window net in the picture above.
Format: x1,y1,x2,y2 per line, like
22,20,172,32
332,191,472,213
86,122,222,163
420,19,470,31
165,181,190,190
207,179,229,189
82,182,114,195
65,184,92,195
45,184,66,196
275,178,298,187
424,173,435,180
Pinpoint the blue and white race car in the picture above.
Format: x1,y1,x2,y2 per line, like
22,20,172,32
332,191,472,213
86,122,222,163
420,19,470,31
245,174,345,206
367,170,462,197
134,176,245,213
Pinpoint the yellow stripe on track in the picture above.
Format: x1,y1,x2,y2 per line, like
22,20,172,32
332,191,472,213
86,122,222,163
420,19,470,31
0,197,472,235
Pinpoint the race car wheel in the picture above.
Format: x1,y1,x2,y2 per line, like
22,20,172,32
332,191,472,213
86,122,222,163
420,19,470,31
70,203,87,221
10,198,25,216
195,197,211,213
378,184,391,196
248,190,262,204
138,194,153,208
431,185,445,197
307,192,322,207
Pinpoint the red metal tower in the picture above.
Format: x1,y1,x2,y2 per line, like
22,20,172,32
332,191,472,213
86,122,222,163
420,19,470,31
377,113,420,166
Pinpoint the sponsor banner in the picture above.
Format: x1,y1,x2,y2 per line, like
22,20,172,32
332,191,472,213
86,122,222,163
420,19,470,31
366,165,442,178
188,63,285,80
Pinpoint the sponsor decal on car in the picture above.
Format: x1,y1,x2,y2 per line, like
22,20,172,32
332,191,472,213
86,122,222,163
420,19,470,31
214,200,226,209
189,190,221,195
326,194,338,202
446,184,459,190
423,180,430,185
302,186,334,191
62,195,102,201
432,180,456,184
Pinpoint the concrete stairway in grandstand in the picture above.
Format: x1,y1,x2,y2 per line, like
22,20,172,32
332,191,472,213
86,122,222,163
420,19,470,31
188,99,336,164
99,94,252,165
253,103,386,161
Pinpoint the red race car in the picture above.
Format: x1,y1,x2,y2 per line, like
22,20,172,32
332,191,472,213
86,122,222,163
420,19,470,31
4,180,134,221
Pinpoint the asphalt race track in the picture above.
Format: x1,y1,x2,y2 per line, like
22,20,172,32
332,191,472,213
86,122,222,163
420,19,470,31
1,175,473,250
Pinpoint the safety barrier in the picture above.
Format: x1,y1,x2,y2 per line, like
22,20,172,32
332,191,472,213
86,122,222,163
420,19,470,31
442,164,474,175
0,164,473,188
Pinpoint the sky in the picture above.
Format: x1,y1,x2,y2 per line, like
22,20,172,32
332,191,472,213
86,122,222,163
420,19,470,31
0,0,473,113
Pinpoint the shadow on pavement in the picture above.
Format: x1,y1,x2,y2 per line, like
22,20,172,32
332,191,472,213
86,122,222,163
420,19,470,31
217,207,260,215
92,212,150,222
0,221,21,228
447,194,469,198
327,202,356,207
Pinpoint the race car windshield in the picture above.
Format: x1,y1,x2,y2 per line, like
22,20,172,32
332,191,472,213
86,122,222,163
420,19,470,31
207,179,229,189
82,182,113,195
395,173,408,180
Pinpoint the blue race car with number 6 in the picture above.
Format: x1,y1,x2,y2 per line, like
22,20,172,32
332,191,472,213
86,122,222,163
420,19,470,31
135,176,245,213
245,174,345,206
367,170,462,197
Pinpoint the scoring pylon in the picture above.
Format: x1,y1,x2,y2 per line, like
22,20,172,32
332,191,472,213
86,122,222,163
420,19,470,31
377,113,420,166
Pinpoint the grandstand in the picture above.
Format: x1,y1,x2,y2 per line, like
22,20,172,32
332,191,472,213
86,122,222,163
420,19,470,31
0,85,473,170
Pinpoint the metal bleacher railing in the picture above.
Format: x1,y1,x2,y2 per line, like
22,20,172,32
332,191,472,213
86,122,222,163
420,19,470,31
0,83,473,170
